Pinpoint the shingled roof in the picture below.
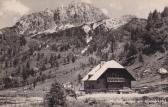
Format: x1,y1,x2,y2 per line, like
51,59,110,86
82,60,135,81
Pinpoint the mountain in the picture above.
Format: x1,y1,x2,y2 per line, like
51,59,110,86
1,2,168,90
15,2,108,35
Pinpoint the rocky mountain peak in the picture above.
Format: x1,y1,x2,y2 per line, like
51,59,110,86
15,2,108,35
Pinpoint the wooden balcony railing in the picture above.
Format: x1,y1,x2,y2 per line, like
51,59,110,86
107,77,125,82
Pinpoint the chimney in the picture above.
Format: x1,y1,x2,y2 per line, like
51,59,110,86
88,74,93,79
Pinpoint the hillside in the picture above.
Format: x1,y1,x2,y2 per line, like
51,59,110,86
1,2,168,90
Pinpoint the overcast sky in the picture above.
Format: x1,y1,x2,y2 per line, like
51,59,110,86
0,0,168,29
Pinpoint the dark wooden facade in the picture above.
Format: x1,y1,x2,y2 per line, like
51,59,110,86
84,68,135,91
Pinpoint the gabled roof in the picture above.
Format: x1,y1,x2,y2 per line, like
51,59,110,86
82,60,135,81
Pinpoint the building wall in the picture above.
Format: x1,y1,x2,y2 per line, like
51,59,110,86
84,77,106,91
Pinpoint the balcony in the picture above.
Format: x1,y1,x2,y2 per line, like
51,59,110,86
107,77,125,82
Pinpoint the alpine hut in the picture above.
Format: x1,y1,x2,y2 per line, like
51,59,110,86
82,60,135,92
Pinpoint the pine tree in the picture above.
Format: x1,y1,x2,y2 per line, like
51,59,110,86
67,56,70,64
20,36,27,46
22,66,28,81
71,56,76,63
55,61,59,68
26,61,30,69
41,64,46,71
49,54,54,67
36,53,40,61
162,7,168,17
124,42,129,53
57,54,61,59
33,79,37,88
138,54,144,63
88,57,95,65
44,57,48,64
78,74,82,84
152,10,161,19
45,80,67,107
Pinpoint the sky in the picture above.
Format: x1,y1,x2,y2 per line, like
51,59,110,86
0,0,168,29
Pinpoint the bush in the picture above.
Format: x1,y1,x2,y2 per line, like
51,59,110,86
45,80,67,107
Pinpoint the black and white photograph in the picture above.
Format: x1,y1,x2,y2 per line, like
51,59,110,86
1,0,168,107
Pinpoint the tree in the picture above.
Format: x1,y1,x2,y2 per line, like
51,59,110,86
67,56,70,64
77,74,82,84
17,66,21,74
126,43,137,58
147,10,161,30
101,52,108,61
20,36,27,46
41,74,47,83
41,64,46,71
44,57,48,64
162,7,168,17
124,42,129,53
13,58,19,66
71,56,76,63
36,53,40,61
63,59,67,65
49,54,54,67
26,61,30,69
110,36,116,53
138,54,144,63
55,61,59,68
22,68,28,81
57,54,61,59
29,69,35,76
3,77,12,88
152,10,161,20
146,12,153,30
33,79,37,88
5,61,8,68
45,80,67,107
28,41,39,51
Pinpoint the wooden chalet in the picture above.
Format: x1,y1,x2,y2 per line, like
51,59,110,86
82,60,135,92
